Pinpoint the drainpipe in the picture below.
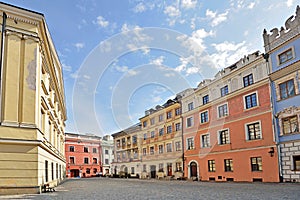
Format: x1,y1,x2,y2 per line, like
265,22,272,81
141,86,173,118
264,53,282,182
178,96,185,178
0,12,7,124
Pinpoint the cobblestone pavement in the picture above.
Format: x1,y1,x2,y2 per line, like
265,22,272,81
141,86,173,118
1,178,300,200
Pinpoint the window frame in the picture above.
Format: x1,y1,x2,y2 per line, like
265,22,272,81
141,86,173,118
188,102,194,111
282,115,299,135
251,157,262,171
201,133,210,148
186,137,194,150
279,79,295,100
244,92,258,109
218,103,229,118
208,160,216,172
245,121,262,141
224,159,233,172
220,85,229,97
186,116,194,128
203,95,209,105
243,74,254,87
200,110,209,123
218,129,230,145
166,143,172,152
277,47,294,65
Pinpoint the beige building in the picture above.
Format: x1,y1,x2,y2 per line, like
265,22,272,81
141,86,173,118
111,123,142,178
0,3,67,194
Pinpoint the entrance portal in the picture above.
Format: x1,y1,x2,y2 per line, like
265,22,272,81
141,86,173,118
150,165,156,178
190,162,198,179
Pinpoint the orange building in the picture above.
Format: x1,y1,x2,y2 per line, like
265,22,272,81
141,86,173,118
65,133,102,178
181,51,279,182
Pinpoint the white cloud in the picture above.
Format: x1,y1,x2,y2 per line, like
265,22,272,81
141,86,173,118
206,9,228,27
247,2,255,9
152,96,162,103
150,56,165,66
164,5,181,17
133,2,146,13
115,65,138,77
175,57,188,72
70,70,79,79
62,63,72,72
181,0,197,9
74,42,84,51
186,66,200,75
96,16,109,28
115,65,129,73
286,0,294,7
210,41,250,69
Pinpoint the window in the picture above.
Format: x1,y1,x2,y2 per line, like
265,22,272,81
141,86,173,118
208,160,216,172
45,160,48,182
143,148,147,155
105,150,109,154
175,123,181,131
69,146,74,152
188,102,194,111
159,128,164,136
84,147,88,152
186,117,194,128
187,138,194,150
84,158,89,164
175,108,181,116
143,121,147,128
279,79,295,100
218,104,228,118
143,133,147,140
167,125,172,134
166,143,172,152
278,48,293,64
224,159,233,172
86,168,90,174
200,111,209,123
159,163,164,172
151,131,155,138
282,115,299,135
150,118,155,125
70,157,75,164
243,74,253,87
116,140,120,147
219,129,230,145
93,168,97,174
221,85,229,97
150,146,154,155
293,156,300,171
105,159,109,165
132,135,137,144
93,158,97,164
122,152,126,159
143,164,147,172
167,111,172,119
51,162,54,180
201,134,210,148
246,122,261,140
122,138,126,146
176,162,182,172
203,95,209,105
131,167,135,174
175,141,181,151
159,145,164,154
159,114,164,122
251,157,262,171
93,148,97,153
245,93,258,109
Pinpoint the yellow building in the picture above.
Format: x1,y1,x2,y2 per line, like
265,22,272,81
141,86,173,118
139,98,183,180
0,3,67,194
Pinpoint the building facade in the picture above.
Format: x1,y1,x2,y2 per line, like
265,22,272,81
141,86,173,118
139,99,183,179
111,123,142,178
101,135,114,175
181,51,279,182
263,5,300,182
0,3,67,194
65,133,102,178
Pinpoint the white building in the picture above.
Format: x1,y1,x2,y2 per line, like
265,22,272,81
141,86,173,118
101,135,114,175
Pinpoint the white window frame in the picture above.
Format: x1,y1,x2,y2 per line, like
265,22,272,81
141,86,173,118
186,116,194,128
276,46,295,66
200,110,209,124
244,120,262,141
201,133,210,148
186,137,194,150
243,91,259,110
188,102,194,111
218,128,230,145
217,103,229,118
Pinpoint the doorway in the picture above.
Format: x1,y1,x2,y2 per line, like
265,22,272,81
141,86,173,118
167,163,172,176
150,165,156,178
190,162,198,179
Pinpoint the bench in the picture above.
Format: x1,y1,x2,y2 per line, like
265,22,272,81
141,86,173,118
43,183,55,192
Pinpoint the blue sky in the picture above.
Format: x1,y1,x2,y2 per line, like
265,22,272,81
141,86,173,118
3,0,298,136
